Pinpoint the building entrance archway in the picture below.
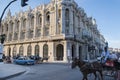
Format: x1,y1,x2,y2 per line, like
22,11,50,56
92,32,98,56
56,44,64,60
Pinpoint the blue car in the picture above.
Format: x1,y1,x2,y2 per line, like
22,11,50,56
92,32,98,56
14,57,35,65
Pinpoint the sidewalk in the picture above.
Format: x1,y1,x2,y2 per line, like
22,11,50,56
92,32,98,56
0,63,26,80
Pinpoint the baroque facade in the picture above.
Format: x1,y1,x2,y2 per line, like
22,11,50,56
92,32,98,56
0,0,106,62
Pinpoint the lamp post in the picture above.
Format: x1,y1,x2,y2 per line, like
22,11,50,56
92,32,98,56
0,0,29,62
0,0,17,62
0,0,28,28
0,0,17,28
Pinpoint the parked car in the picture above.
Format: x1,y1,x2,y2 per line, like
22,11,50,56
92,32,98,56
14,57,35,65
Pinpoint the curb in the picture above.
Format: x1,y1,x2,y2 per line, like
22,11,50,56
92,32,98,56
0,71,26,80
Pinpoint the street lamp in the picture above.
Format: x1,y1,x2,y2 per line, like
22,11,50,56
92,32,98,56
0,0,17,28
21,0,28,7
0,0,17,62
0,0,28,62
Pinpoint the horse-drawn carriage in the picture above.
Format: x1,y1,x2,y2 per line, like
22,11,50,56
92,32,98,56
71,58,120,80
102,58,120,80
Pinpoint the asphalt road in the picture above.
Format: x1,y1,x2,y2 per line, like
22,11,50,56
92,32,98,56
7,63,115,80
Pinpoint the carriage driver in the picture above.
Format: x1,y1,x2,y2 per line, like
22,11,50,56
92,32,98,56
101,47,110,64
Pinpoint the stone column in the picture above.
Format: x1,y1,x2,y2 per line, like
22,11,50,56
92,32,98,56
63,41,67,62
48,42,54,62
33,13,37,39
41,5,45,37
12,21,16,40
6,23,10,41
31,43,35,55
18,19,21,41
25,18,29,40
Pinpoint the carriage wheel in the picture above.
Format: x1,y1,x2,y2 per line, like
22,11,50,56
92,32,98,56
103,70,118,80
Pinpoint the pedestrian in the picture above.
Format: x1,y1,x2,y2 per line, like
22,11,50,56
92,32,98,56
108,52,118,60
2,54,6,63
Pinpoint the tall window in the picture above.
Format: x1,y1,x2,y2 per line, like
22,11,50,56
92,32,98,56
35,45,39,56
23,19,26,29
38,14,42,26
44,12,50,36
56,44,64,60
31,16,34,28
46,12,50,23
19,46,24,56
27,45,32,56
36,14,42,37
13,46,17,57
43,44,48,57
65,9,69,34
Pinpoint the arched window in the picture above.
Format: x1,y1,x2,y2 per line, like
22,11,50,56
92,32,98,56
38,14,42,26
19,46,24,56
27,45,32,56
23,19,26,29
31,16,34,28
35,45,39,56
46,12,50,23
43,44,48,57
56,44,64,60
65,9,69,21
65,9,69,34
13,46,17,57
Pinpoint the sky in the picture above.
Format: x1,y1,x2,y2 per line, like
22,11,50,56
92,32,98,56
0,0,120,48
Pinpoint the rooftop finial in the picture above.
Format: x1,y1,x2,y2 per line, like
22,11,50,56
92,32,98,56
7,9,11,16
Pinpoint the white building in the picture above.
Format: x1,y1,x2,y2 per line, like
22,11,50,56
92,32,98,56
0,0,106,62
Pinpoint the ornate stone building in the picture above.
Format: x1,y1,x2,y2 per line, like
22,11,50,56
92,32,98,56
0,0,106,62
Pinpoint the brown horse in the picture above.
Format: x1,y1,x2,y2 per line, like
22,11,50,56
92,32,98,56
71,58,103,80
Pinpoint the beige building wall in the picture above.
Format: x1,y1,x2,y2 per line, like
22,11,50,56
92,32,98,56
1,0,106,63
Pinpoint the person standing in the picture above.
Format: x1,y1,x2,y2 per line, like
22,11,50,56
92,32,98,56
109,52,118,60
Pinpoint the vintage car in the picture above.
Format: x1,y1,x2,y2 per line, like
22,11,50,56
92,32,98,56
14,57,35,65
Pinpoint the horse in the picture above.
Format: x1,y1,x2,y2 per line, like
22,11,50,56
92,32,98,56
71,58,103,80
